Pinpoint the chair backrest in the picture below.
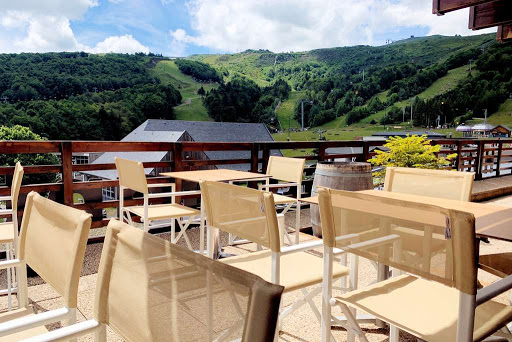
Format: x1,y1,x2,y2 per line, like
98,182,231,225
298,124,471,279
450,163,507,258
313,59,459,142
383,167,474,201
94,220,283,341
200,181,281,252
317,187,478,295
18,192,92,308
11,162,24,211
266,156,305,184
114,157,148,194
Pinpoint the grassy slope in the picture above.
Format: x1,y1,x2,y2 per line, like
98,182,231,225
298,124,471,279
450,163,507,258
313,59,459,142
488,99,512,127
358,65,472,125
149,60,217,121
275,91,305,129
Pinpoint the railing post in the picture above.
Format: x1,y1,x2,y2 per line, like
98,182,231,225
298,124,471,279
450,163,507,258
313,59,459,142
262,144,270,173
173,143,183,203
60,141,74,206
496,141,502,177
455,140,462,171
318,144,326,162
475,141,484,180
250,143,259,173
362,141,370,162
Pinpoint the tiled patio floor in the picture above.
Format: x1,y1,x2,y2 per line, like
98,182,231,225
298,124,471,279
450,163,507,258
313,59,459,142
0,200,511,341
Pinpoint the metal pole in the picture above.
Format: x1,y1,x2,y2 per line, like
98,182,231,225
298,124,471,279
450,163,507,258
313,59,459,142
301,101,304,131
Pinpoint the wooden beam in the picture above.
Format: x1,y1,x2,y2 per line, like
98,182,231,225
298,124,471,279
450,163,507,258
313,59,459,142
469,1,512,30
497,24,512,41
433,0,496,15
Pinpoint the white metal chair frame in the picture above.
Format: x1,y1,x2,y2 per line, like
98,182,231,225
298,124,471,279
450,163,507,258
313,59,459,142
0,191,91,340
22,220,284,342
319,188,512,342
115,157,205,253
201,181,350,341
0,162,23,310
118,183,203,252
258,156,306,245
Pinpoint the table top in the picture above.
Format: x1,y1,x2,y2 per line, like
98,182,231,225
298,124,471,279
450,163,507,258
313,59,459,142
161,169,271,183
301,189,512,242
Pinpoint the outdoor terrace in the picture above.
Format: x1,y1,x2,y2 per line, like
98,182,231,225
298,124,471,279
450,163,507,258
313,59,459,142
1,138,512,341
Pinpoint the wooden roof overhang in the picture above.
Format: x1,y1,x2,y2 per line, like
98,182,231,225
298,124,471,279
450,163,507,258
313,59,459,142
433,0,512,41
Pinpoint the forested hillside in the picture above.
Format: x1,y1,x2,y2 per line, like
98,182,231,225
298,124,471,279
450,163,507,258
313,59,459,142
0,53,181,140
0,33,510,143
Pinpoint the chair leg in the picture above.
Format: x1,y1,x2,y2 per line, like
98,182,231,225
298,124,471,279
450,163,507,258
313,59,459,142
67,308,78,342
200,206,205,255
322,246,334,342
338,303,370,342
6,247,12,311
295,202,300,245
94,325,107,342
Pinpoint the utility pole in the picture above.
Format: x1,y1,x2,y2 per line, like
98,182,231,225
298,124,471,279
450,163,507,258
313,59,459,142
362,69,365,81
402,106,405,123
469,59,473,73
301,101,304,131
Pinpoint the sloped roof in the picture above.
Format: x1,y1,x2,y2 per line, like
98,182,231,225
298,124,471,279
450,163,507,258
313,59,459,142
472,123,495,131
82,120,281,180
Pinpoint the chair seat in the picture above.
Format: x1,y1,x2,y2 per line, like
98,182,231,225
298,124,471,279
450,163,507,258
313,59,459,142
479,253,512,278
272,194,297,205
126,204,200,221
0,307,49,341
0,223,15,244
335,274,512,342
221,250,349,293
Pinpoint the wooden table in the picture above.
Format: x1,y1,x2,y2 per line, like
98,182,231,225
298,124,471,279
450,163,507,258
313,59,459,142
301,189,512,242
161,169,270,183
161,169,271,258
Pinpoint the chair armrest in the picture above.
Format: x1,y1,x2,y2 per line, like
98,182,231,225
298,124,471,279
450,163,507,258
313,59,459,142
280,239,324,255
0,307,71,337
260,183,299,190
21,319,101,342
147,183,175,188
476,274,512,306
0,259,23,270
346,234,400,250
147,190,201,199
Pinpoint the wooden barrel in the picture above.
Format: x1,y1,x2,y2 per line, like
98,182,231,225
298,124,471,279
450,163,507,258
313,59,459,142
310,162,373,237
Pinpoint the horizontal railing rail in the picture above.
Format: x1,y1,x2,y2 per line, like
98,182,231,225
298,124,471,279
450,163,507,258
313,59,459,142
0,138,511,231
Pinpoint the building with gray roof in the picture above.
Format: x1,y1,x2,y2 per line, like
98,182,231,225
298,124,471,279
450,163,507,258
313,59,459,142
81,119,281,180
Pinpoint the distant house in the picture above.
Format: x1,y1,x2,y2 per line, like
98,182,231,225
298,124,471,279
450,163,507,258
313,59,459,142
456,124,511,138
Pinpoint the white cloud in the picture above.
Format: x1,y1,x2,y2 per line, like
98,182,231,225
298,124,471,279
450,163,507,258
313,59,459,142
108,0,125,3
89,34,150,53
161,0,175,6
0,0,148,54
172,0,496,53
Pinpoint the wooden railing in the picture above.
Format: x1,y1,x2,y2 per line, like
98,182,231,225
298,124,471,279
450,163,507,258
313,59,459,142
1,138,511,231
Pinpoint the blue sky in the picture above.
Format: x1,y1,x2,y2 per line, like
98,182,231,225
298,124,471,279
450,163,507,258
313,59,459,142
0,0,495,56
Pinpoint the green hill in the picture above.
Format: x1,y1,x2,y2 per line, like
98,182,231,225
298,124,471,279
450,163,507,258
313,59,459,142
149,60,217,121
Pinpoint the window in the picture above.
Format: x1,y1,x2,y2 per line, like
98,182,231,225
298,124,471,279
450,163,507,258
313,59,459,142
102,187,117,201
72,155,89,165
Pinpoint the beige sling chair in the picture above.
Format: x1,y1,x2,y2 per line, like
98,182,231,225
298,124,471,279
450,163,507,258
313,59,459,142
115,157,204,253
0,191,91,341
258,156,306,245
24,219,284,342
380,167,475,286
200,180,350,340
0,162,23,310
318,187,512,342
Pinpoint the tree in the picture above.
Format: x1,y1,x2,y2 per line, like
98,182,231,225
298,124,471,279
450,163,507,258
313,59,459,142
0,125,59,184
369,135,457,183
197,86,205,96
